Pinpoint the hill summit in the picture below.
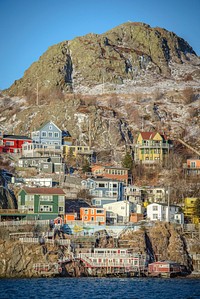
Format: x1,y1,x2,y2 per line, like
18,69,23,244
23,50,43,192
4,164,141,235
6,22,199,96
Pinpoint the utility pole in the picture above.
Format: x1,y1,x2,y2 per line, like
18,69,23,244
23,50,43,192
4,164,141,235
36,82,39,106
167,186,170,222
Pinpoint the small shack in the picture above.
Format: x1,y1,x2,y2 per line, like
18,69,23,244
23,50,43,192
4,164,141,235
148,261,182,277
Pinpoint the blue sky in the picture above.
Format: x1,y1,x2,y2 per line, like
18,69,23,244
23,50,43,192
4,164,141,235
0,0,200,90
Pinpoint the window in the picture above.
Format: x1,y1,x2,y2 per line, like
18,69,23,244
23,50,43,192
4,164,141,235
59,207,64,212
153,214,158,219
48,132,53,137
27,205,34,212
84,209,88,214
41,131,47,137
49,125,52,130
27,195,34,201
40,195,53,201
54,132,59,138
40,205,52,212
96,209,104,214
191,162,196,168
84,216,88,220
113,183,117,188
5,141,14,146
153,206,158,211
99,183,105,188
91,209,94,215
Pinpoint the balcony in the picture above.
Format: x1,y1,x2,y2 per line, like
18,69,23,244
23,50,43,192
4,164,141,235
135,143,170,149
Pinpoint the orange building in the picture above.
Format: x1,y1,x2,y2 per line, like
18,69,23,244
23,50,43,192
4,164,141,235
184,159,200,176
80,207,106,225
91,164,129,184
64,213,76,222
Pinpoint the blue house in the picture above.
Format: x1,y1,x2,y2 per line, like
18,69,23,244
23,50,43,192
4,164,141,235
81,178,125,207
31,121,62,145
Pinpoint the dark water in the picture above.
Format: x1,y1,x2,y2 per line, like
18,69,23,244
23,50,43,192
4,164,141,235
0,277,199,299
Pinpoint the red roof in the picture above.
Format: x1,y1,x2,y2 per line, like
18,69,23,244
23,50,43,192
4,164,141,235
22,187,65,195
140,132,167,140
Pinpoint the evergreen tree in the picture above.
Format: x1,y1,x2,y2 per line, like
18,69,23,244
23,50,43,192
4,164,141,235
122,152,133,170
82,159,91,173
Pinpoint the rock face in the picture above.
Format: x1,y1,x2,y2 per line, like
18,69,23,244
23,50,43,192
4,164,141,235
1,22,200,162
0,223,197,278
6,22,198,96
119,223,193,270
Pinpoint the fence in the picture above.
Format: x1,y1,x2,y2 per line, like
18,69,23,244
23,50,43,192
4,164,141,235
0,219,50,227
19,237,71,246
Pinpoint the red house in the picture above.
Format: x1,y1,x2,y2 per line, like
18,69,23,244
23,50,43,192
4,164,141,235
148,261,182,277
0,134,32,154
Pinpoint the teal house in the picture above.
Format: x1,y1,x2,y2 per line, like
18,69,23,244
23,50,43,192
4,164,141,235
17,187,65,220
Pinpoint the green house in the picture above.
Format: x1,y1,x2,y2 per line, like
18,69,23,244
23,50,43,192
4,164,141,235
18,187,65,220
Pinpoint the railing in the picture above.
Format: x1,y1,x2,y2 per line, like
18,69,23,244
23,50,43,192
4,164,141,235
134,144,170,149
33,263,61,274
10,232,34,239
0,219,50,227
0,209,27,214
183,163,200,170
78,253,145,268
124,191,141,196
19,237,71,245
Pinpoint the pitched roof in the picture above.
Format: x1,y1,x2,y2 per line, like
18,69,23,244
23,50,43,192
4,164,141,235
36,121,61,132
140,132,157,140
140,132,167,140
3,135,32,140
22,187,65,195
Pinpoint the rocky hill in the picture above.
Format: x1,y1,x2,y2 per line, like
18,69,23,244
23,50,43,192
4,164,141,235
1,22,200,163
5,22,200,96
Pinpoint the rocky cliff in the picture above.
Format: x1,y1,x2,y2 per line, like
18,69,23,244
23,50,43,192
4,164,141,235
0,223,198,278
5,22,199,96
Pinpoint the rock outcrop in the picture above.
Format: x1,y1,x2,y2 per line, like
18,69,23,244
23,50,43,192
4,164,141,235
5,22,198,96
0,223,198,278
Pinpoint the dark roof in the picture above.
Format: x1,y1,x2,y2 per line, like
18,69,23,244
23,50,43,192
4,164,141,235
22,187,65,195
3,135,32,140
140,132,168,141
62,130,71,137
65,199,91,213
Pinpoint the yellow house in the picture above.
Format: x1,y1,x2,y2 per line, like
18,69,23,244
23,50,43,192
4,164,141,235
63,145,94,160
134,132,170,165
184,197,199,224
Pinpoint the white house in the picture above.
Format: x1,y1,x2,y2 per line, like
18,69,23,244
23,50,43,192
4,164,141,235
103,200,134,224
147,203,184,224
